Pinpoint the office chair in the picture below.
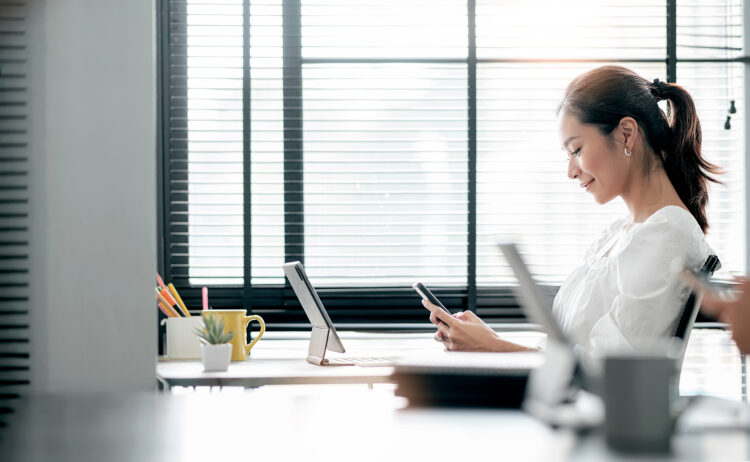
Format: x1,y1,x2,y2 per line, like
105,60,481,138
672,254,720,393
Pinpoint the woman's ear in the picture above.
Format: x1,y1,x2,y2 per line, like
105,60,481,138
618,116,639,150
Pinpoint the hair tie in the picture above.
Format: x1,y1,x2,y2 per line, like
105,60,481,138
652,78,668,98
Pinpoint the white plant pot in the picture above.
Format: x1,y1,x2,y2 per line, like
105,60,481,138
200,343,233,372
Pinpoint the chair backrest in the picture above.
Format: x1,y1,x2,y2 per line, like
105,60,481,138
673,254,721,342
672,255,720,397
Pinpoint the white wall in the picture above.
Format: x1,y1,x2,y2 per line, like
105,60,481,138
28,0,157,392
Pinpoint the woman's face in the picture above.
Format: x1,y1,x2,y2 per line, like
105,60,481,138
558,111,630,204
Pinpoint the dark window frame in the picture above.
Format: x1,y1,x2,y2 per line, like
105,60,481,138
157,0,744,330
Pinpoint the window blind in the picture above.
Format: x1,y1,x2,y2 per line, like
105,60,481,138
677,0,743,60
0,0,29,428
677,0,745,278
183,0,244,286
476,1,667,60
679,62,745,276
301,62,468,286
161,0,746,325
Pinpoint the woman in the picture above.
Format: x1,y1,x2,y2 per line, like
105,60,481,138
425,65,721,356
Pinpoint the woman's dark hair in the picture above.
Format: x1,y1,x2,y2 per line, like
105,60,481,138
558,65,722,233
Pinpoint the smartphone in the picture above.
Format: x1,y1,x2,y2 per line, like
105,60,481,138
677,266,736,302
412,282,452,315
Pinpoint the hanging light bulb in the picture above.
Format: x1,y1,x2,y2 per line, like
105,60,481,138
729,100,737,114
724,115,732,130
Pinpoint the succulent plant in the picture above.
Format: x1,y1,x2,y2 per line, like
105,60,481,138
195,315,234,345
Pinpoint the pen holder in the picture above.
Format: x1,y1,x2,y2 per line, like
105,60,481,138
161,317,203,359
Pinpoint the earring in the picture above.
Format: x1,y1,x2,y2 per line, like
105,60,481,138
624,147,632,157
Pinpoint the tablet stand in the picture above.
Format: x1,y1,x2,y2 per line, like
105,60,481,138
306,325,331,366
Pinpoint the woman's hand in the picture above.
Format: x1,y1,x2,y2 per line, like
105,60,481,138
701,277,750,355
423,299,532,352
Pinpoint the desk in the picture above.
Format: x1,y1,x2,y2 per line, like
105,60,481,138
3,387,750,462
157,359,394,389
156,330,545,390
158,328,746,401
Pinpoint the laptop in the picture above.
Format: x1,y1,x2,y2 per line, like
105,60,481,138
282,261,395,366
496,242,585,407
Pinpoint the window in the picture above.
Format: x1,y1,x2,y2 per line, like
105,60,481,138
160,0,746,325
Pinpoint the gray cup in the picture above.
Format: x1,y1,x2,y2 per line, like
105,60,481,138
603,353,679,453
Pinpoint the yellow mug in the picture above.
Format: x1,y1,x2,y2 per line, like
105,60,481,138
202,309,266,361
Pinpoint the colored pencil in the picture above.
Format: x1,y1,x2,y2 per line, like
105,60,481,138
157,301,175,317
167,283,191,317
155,288,180,317
159,287,177,306
156,273,168,291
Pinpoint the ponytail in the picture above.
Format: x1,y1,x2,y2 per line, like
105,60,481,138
657,82,722,233
559,66,722,233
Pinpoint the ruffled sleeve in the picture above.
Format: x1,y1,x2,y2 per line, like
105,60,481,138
586,210,709,355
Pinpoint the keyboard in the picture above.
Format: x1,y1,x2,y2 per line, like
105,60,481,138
323,357,395,367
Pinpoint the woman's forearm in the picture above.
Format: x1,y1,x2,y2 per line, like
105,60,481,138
491,333,539,353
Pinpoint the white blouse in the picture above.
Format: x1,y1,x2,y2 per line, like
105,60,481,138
552,205,712,356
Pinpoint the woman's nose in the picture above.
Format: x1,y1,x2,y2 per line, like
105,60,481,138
567,156,580,180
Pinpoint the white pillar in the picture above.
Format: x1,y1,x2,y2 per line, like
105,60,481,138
28,0,157,393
